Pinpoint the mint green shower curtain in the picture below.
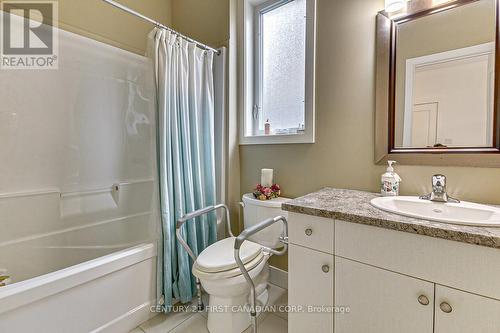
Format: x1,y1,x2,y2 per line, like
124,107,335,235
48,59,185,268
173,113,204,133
148,28,217,309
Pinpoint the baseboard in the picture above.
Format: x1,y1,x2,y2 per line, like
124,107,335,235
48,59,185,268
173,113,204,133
92,300,156,333
269,265,288,289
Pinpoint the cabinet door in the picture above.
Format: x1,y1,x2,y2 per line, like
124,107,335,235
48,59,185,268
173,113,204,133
335,257,434,333
288,244,334,333
435,285,500,333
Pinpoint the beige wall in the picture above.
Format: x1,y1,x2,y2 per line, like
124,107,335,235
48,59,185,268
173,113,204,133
171,0,230,48
2,0,172,54
239,0,500,270
241,0,500,204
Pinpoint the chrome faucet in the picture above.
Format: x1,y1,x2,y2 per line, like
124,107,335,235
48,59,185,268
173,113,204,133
419,174,460,203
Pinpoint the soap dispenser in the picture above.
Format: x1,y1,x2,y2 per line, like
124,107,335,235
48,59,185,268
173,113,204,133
381,160,401,196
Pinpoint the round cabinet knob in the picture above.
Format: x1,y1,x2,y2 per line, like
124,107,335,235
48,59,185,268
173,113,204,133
417,295,429,306
322,265,330,273
305,228,313,236
440,302,452,313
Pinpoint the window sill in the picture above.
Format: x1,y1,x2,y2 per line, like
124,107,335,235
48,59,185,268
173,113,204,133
239,132,315,145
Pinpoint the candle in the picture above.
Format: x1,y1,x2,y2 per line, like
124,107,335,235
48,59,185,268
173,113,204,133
261,169,273,187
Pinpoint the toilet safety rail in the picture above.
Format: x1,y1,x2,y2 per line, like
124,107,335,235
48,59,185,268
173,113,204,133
176,204,288,333
234,215,289,333
176,204,234,311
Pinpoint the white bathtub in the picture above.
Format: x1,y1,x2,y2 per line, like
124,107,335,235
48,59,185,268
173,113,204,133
0,243,157,333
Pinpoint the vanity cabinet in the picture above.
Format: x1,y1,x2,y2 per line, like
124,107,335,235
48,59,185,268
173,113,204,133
287,212,500,333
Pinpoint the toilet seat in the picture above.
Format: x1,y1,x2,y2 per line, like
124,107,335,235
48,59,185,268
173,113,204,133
192,237,265,280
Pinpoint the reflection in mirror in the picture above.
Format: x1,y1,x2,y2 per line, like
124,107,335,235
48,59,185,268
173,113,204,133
394,0,496,149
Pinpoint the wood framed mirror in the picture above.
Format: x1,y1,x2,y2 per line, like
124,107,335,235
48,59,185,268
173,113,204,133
375,0,500,166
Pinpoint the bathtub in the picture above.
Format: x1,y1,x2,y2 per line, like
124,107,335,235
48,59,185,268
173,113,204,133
0,243,157,333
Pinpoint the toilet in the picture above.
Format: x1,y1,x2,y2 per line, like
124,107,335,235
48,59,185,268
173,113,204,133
192,194,290,333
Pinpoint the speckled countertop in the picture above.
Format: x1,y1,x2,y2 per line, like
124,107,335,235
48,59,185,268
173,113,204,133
281,188,500,249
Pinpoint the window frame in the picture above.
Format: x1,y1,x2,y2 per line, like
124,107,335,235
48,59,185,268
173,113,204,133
239,0,316,145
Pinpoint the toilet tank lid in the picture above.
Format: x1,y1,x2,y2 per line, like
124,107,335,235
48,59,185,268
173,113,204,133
242,193,291,208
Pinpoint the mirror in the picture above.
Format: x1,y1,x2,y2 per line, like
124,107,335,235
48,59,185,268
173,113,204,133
395,0,496,149
375,0,500,159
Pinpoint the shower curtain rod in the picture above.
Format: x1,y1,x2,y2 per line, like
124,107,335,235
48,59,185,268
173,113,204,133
101,0,220,55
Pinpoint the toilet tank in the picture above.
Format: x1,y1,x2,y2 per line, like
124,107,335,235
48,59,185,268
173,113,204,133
242,193,290,249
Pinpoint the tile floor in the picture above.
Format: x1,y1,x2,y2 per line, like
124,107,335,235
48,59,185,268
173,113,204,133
131,284,288,333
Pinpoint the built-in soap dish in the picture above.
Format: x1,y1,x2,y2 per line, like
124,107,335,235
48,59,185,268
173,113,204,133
59,184,121,218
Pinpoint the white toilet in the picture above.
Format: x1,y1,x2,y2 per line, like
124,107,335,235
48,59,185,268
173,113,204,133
192,194,290,333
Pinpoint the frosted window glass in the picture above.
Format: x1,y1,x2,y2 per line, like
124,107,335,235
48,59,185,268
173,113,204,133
261,0,306,133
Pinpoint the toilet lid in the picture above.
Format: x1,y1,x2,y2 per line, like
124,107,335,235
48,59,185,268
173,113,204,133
192,251,266,280
194,237,262,273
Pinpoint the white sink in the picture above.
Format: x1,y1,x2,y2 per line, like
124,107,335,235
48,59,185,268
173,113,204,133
370,196,500,227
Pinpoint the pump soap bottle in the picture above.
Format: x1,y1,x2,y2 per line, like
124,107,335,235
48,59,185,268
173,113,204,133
381,160,401,196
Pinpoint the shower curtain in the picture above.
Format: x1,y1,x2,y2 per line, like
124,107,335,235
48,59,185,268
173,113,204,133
148,28,218,309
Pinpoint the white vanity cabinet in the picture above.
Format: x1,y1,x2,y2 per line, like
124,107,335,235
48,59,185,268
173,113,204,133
287,213,334,333
287,212,500,333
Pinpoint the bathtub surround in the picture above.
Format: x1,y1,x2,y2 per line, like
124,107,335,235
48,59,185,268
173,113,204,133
148,28,218,309
0,20,158,332
0,14,157,279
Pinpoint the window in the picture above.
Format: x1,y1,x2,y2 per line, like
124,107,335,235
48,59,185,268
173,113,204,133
240,0,316,144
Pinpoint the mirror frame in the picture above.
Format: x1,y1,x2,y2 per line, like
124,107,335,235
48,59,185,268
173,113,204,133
375,0,500,166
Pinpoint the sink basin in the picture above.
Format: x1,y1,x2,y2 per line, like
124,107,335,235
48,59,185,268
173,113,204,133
370,196,500,227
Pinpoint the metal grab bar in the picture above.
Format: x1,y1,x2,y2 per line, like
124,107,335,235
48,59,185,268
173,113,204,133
234,215,289,333
175,204,233,311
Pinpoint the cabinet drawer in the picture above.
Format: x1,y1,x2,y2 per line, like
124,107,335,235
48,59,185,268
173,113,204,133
288,212,334,254
288,244,334,333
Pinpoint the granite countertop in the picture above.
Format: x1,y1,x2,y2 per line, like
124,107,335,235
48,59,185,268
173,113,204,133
281,188,500,249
